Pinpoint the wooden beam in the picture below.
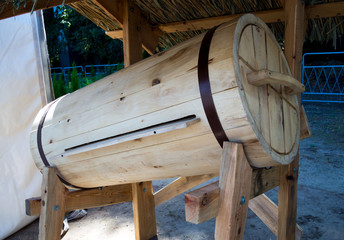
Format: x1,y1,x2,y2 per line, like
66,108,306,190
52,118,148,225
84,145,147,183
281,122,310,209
249,194,302,240
185,181,220,224
158,2,344,33
154,174,216,207
215,142,252,240
185,166,280,224
132,181,157,240
185,183,303,239
26,184,132,216
306,1,344,19
93,0,161,55
38,167,68,240
278,0,306,239
106,30,124,39
0,0,79,20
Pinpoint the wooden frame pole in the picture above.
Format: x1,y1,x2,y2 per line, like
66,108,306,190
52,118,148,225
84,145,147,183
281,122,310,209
278,1,306,239
38,167,68,240
214,142,252,240
123,1,157,239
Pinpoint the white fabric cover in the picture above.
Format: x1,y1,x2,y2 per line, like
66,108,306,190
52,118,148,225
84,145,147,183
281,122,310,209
0,13,45,239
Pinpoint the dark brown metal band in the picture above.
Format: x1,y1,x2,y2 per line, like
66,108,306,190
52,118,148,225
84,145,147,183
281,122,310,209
198,25,229,148
37,100,88,189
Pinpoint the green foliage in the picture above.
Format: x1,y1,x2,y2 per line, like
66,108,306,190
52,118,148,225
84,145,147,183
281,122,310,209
43,6,123,67
70,62,80,92
52,72,67,98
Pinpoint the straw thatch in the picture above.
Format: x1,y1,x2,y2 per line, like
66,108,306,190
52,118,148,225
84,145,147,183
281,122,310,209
1,0,343,49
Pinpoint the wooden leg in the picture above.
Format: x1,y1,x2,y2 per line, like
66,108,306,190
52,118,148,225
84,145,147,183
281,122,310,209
132,181,157,240
39,167,67,240
215,142,252,240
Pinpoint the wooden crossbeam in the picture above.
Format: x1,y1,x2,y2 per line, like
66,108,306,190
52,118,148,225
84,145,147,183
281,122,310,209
185,166,280,224
157,2,344,33
300,105,311,140
93,0,161,55
26,184,133,216
0,0,79,20
154,174,216,207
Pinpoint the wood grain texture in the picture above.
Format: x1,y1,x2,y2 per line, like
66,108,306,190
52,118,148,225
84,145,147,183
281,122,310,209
38,167,67,240
185,181,220,224
184,166,280,224
215,142,252,240
154,174,216,207
26,184,132,216
249,194,302,240
278,0,305,239
132,181,157,240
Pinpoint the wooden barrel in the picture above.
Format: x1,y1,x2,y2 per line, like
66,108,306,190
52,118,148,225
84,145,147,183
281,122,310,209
30,14,303,188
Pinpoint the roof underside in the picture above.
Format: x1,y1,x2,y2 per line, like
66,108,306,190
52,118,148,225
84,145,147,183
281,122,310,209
68,0,344,50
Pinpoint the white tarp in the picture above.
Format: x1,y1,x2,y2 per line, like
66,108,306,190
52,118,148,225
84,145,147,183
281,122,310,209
0,12,49,239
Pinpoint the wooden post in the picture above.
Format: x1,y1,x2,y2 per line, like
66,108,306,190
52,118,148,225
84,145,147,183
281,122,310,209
123,1,157,239
215,142,252,240
38,167,67,240
279,1,306,240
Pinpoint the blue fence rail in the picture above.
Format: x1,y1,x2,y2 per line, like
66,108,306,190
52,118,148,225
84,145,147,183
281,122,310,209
51,64,122,83
302,52,344,103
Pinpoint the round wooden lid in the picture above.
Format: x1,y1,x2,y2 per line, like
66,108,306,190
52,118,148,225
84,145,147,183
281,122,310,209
233,14,300,165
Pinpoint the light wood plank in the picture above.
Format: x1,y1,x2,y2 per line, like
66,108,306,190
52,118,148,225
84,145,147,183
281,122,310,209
278,0,306,239
154,174,216,207
106,30,123,39
247,70,305,94
26,184,132,216
132,181,157,240
249,194,302,240
38,167,67,240
215,142,252,240
185,181,220,224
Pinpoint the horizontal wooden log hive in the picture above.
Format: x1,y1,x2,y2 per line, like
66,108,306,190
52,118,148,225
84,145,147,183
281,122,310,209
31,14,301,188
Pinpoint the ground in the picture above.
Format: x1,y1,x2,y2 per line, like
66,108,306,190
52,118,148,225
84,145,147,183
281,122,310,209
6,103,344,240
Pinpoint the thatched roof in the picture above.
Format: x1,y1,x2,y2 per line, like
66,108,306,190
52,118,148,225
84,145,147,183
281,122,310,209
1,0,344,50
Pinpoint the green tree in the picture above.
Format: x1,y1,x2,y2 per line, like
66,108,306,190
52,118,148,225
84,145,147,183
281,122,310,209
43,6,123,67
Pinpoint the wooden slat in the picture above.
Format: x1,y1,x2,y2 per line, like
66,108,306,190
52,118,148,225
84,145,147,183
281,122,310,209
215,142,252,240
154,174,216,207
26,184,133,216
158,2,344,33
132,181,157,240
38,167,67,240
0,0,79,20
249,194,302,240
58,116,199,158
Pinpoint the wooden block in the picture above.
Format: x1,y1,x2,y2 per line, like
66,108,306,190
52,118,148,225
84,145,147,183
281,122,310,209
132,181,157,240
185,166,280,224
38,167,67,240
300,104,311,140
26,184,133,216
249,194,302,240
215,142,252,240
154,174,216,207
185,181,220,224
